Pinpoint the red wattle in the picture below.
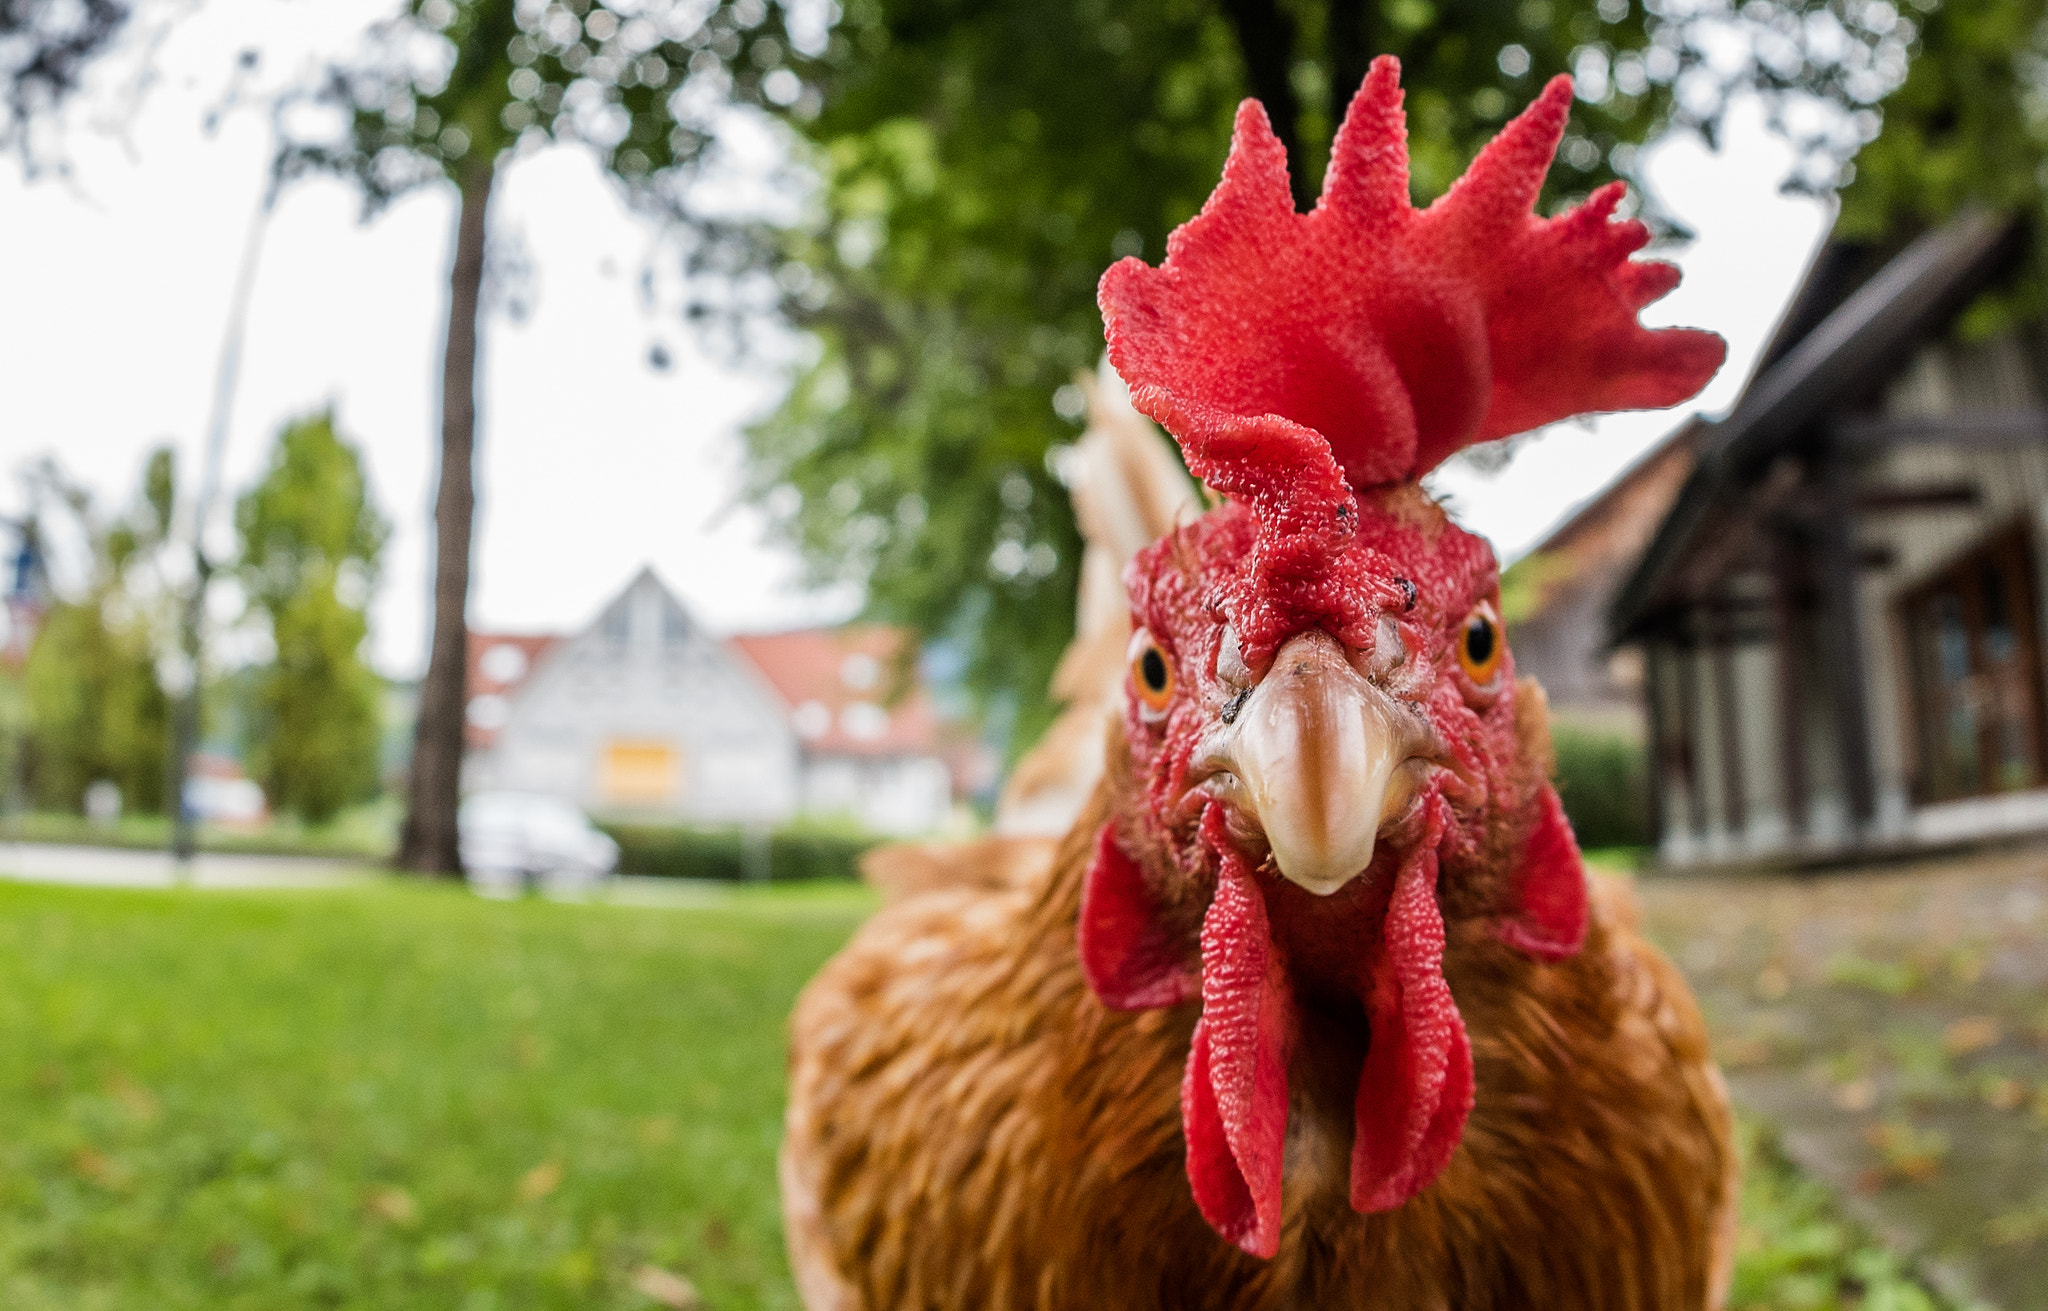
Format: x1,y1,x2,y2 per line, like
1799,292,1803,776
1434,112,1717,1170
1183,807,1297,1257
1498,783,1589,961
1351,797,1475,1213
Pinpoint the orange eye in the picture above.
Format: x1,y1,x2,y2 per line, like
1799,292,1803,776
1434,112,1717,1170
1129,631,1176,716
1458,605,1503,686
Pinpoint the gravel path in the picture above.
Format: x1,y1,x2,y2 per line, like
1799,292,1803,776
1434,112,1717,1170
1636,848,2048,1311
0,841,376,889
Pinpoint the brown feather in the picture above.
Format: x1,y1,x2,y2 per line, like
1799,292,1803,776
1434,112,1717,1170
784,694,1735,1309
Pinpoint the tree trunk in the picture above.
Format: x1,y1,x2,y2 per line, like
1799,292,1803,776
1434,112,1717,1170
1216,0,1307,207
398,158,494,875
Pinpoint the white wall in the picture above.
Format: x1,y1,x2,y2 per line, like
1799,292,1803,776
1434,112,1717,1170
469,573,801,824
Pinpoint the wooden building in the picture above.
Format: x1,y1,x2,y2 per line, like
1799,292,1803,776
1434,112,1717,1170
1506,417,1704,734
1609,210,2048,866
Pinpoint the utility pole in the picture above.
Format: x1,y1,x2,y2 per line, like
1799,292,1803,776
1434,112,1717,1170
167,164,279,871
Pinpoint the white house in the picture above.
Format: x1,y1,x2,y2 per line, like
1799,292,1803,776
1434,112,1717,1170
462,568,959,835
729,626,956,835
464,569,799,824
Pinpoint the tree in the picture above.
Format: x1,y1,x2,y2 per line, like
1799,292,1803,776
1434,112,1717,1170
1822,0,2048,326
237,411,391,825
742,0,1943,750
291,0,827,872
0,0,134,167
21,453,176,814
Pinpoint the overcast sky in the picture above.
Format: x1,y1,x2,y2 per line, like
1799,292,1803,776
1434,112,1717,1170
0,0,1832,678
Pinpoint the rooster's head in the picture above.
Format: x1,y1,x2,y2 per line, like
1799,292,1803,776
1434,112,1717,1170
1081,57,1724,1257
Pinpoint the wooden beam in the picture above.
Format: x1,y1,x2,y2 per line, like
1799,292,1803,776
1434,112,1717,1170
1643,643,1668,848
1834,409,2048,453
1774,539,1809,838
1816,447,1878,831
1711,615,1747,839
1673,644,1704,840
1854,483,1982,514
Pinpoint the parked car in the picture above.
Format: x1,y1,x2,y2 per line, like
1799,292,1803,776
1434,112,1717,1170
458,791,619,898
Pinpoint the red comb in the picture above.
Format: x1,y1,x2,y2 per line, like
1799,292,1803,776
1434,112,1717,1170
1099,56,1725,499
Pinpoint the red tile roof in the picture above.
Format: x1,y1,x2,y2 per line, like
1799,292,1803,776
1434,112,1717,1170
464,632,564,749
728,625,943,758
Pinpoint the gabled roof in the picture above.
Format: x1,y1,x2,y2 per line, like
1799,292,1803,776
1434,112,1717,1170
728,625,944,758
1513,415,1705,619
1608,209,2024,640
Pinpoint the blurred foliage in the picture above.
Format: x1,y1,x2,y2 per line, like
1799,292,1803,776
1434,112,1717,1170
288,0,828,260
598,817,874,881
0,878,873,1310
20,454,178,815
287,0,842,866
1731,1119,1949,1311
1551,723,1651,849
237,411,391,825
0,0,132,167
22,604,168,815
743,0,1946,744
1829,0,2048,331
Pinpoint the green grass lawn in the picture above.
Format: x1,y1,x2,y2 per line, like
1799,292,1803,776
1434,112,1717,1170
0,875,1946,1310
0,878,873,1311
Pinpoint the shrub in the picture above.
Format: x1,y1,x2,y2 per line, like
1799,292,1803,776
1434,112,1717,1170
1550,726,1651,851
596,820,876,882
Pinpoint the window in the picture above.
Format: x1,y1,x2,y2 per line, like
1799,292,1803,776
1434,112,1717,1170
1902,525,2047,802
601,740,681,804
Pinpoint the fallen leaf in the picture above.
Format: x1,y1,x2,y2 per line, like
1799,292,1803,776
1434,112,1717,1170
1832,1077,1877,1113
1825,953,1917,997
632,1263,703,1309
1985,1077,2029,1112
1989,1207,2048,1247
1948,947,1986,985
366,1185,419,1226
71,1147,128,1191
702,1215,730,1253
1944,1015,2003,1057
518,1160,563,1203
107,1074,159,1124
1864,1119,1948,1182
1718,1037,1773,1069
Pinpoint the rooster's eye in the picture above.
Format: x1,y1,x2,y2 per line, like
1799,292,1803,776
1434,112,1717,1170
1457,606,1503,687
1128,630,1176,717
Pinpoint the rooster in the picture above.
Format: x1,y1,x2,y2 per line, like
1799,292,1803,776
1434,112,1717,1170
783,59,1736,1311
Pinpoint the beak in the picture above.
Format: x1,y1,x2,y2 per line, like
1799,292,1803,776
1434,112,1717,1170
1199,629,1429,896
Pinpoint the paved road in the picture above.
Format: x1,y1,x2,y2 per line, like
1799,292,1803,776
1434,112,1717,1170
1636,848,2048,1311
0,844,741,909
0,842,377,889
